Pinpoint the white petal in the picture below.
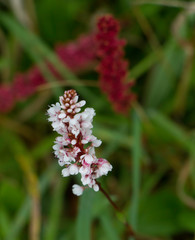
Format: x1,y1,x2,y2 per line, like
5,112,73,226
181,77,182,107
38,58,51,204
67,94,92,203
99,163,113,176
81,139,88,144
75,108,81,113
69,165,79,175
85,154,94,164
58,159,65,166
71,139,77,145
78,100,86,107
62,168,70,177
72,184,83,196
59,112,66,118
81,175,91,185
93,184,99,192
73,96,78,103
69,118,77,125
79,166,90,175
93,139,102,147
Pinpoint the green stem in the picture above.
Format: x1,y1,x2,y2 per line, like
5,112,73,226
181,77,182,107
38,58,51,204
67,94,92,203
97,182,136,238
129,110,142,239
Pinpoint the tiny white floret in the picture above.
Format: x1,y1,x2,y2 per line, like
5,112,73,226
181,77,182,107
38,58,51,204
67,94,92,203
62,168,70,177
69,165,79,175
72,184,84,196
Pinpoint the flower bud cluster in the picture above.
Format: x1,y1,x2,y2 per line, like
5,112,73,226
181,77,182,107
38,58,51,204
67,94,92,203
47,89,112,196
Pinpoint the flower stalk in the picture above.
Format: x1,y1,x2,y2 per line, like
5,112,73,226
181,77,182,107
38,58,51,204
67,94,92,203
97,181,136,238
98,183,153,240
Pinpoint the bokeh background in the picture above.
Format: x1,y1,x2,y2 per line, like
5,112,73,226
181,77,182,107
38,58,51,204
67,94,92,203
0,0,195,239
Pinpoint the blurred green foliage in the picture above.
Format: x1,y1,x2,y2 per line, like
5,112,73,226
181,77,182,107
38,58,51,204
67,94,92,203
0,0,195,239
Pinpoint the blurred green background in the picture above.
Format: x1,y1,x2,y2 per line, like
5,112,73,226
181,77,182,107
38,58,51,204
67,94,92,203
0,0,195,239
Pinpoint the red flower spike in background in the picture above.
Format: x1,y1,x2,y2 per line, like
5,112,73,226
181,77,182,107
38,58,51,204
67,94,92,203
95,15,136,114
0,34,96,114
12,73,35,100
28,66,46,89
56,35,96,73
0,16,135,115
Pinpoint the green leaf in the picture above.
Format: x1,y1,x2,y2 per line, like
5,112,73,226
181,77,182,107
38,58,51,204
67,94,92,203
103,123,129,158
137,188,182,236
0,181,24,212
36,0,89,44
92,191,109,217
0,207,11,239
178,208,195,232
93,124,132,149
144,40,184,108
129,49,161,79
148,110,193,153
31,135,54,159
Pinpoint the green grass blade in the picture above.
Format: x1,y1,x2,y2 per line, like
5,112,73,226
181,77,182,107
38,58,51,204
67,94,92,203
5,164,58,240
102,123,129,158
76,189,94,240
0,207,12,239
43,179,67,240
129,49,161,79
144,40,184,108
93,124,132,149
148,110,193,153
100,213,120,240
5,197,31,240
129,110,142,238
31,135,54,160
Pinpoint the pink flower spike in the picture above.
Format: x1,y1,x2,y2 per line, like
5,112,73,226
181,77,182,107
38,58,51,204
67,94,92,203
47,89,112,195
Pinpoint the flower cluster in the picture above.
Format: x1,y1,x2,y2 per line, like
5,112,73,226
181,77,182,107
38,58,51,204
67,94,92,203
0,35,96,113
1,15,135,115
95,15,135,114
47,89,112,196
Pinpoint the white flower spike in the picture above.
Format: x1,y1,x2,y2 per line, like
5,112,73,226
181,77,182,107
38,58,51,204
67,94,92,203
47,89,112,196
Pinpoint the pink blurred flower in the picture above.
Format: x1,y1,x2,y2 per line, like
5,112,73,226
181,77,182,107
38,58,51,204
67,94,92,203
12,73,35,100
0,34,96,113
27,66,46,88
95,15,135,114
0,85,15,113
56,35,96,73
